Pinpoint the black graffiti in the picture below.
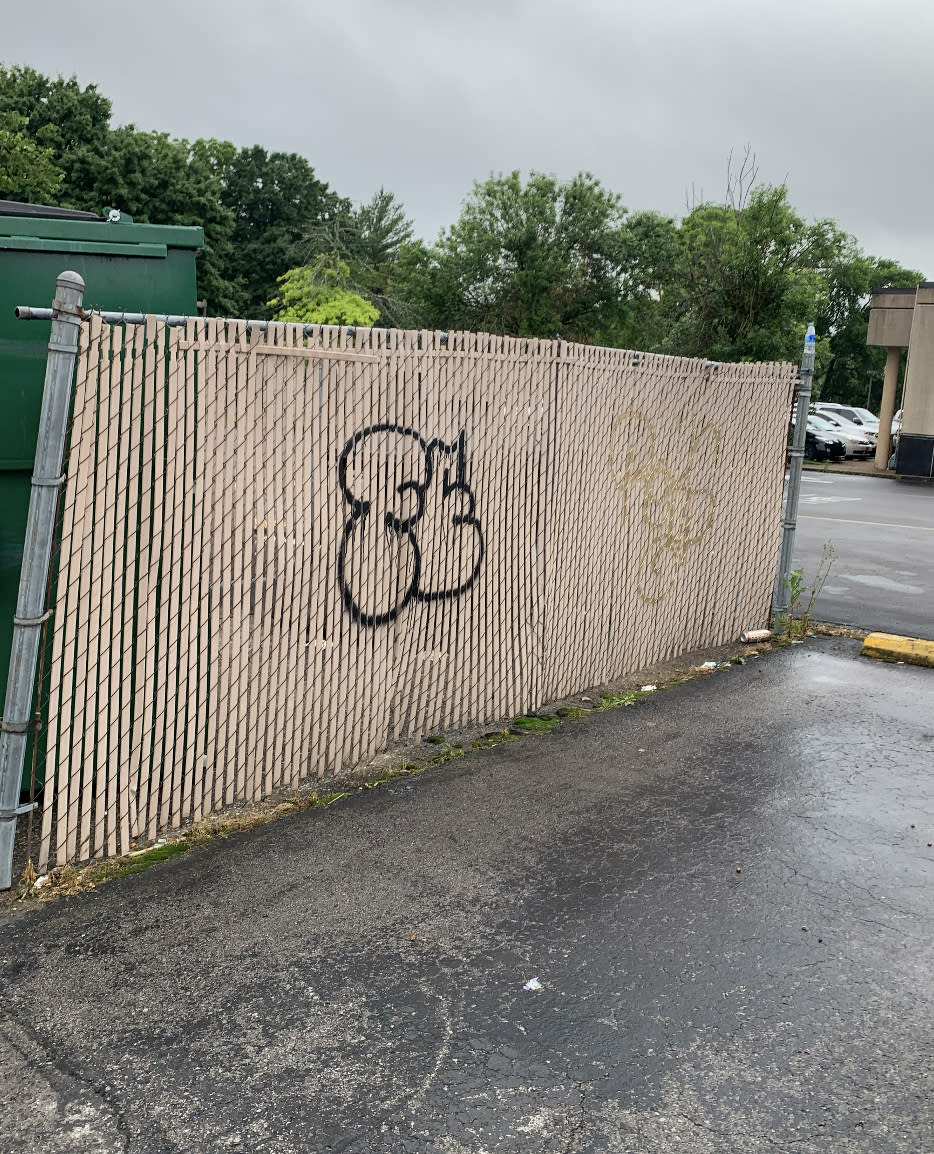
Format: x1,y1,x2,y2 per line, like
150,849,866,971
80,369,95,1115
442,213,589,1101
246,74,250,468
337,424,485,626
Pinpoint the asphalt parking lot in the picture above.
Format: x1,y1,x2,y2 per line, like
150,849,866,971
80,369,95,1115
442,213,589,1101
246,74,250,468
2,636,933,1153
792,471,934,639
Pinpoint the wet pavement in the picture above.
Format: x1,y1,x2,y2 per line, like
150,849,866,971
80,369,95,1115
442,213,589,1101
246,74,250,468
793,471,934,639
2,636,934,1153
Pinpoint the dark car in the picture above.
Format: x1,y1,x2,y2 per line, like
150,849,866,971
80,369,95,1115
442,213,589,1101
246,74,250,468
805,414,847,461
790,415,846,462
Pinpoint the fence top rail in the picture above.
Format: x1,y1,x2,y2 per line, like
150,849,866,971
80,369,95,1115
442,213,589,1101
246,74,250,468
14,306,741,370
16,307,315,332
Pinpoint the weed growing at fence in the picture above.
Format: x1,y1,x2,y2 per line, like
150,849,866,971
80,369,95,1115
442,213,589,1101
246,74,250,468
775,543,836,639
430,743,465,765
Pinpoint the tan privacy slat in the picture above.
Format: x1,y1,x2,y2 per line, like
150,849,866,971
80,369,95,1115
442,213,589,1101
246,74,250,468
216,322,244,806
83,323,121,859
35,319,795,869
176,320,200,826
273,325,304,790
190,322,220,823
67,320,105,862
115,326,142,851
38,318,99,872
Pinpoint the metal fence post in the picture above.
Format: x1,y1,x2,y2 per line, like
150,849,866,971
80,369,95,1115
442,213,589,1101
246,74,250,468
0,271,84,890
773,322,816,620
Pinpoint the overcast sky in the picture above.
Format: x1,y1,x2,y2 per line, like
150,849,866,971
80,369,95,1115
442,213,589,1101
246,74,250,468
4,0,933,278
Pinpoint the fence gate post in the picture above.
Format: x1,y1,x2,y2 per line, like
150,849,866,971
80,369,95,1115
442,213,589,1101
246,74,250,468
0,271,85,890
773,322,816,621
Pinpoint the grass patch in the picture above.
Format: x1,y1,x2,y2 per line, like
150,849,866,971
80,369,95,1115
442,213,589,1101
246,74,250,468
555,706,589,719
598,691,641,709
430,743,465,765
109,842,189,879
510,714,560,735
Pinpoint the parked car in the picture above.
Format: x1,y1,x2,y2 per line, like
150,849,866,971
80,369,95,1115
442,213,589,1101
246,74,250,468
892,408,903,435
814,403,880,438
808,409,875,457
792,415,846,462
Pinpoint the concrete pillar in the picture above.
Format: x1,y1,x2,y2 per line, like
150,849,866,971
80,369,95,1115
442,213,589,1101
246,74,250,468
875,345,902,470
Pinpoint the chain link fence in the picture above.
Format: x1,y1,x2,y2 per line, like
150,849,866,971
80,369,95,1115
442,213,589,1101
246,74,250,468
15,317,795,873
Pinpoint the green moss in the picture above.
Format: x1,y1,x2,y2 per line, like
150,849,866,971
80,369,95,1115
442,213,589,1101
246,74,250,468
108,842,189,879
511,714,560,734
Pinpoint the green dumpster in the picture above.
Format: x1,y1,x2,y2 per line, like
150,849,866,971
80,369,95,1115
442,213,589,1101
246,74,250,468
0,201,203,785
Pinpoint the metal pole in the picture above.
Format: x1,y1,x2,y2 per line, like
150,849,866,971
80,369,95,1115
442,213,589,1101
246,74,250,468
0,271,85,890
773,322,816,620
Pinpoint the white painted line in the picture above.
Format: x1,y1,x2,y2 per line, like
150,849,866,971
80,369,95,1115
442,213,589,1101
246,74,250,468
800,496,863,504
800,515,934,532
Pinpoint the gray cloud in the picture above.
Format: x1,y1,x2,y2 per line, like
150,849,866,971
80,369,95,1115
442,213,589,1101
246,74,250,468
4,0,933,274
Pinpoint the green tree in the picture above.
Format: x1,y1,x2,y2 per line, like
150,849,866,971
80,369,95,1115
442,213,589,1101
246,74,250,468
600,209,680,349
415,171,631,342
297,188,419,327
0,65,239,311
0,64,110,201
352,188,415,269
267,261,380,326
64,127,239,312
202,142,345,316
0,111,63,202
661,182,845,362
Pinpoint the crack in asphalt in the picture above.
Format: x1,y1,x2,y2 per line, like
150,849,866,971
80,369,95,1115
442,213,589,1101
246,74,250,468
560,1080,589,1154
0,1008,135,1154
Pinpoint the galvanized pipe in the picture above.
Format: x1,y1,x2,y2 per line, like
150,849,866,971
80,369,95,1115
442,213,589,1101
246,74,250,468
15,308,428,340
773,322,816,620
0,272,85,890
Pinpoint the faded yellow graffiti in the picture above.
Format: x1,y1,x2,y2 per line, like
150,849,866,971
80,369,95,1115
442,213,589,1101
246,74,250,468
609,411,724,603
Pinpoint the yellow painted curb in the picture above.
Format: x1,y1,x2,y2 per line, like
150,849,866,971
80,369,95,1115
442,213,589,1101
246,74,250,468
860,632,934,668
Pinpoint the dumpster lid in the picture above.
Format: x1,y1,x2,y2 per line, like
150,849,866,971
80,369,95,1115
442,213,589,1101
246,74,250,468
0,210,204,251
0,199,101,221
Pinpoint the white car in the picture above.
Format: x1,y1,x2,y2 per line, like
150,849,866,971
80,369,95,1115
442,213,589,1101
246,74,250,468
815,403,879,438
808,409,875,458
